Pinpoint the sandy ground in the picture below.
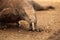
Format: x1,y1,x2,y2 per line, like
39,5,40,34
0,1,60,40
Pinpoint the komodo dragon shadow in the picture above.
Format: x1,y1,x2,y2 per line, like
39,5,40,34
30,0,55,11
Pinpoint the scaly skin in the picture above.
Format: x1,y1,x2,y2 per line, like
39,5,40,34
0,0,38,31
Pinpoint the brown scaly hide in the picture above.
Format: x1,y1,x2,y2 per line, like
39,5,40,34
0,0,30,23
0,0,38,31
